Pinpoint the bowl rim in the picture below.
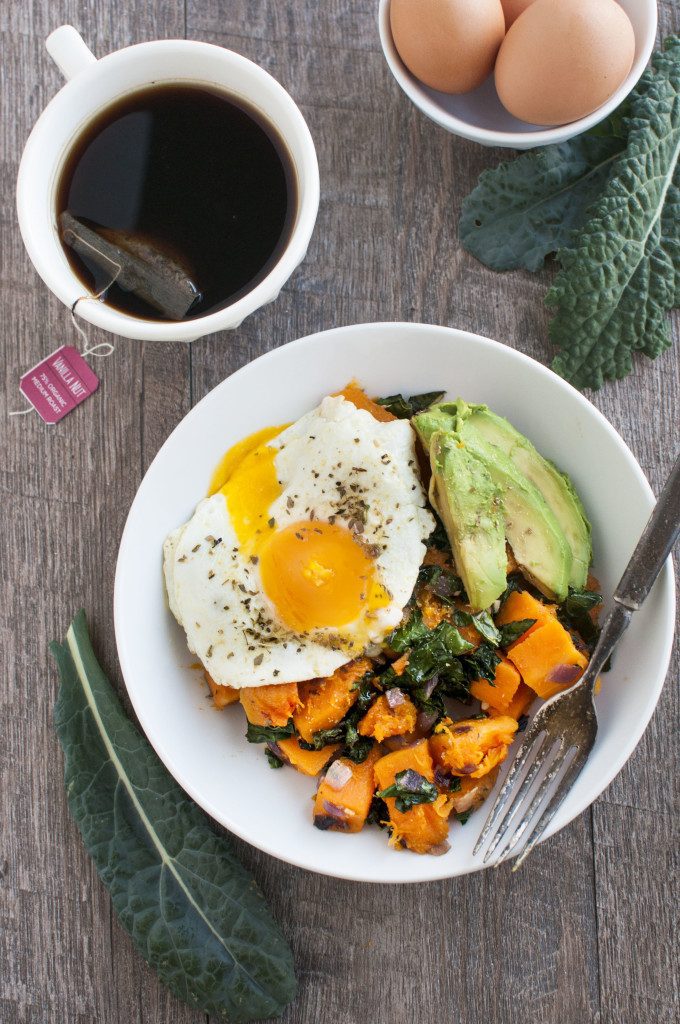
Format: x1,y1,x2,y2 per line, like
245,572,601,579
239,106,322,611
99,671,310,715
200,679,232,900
114,322,676,882
377,0,658,149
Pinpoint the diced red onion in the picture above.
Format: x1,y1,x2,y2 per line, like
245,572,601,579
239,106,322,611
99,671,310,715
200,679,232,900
428,841,451,857
383,733,416,751
432,576,460,599
416,710,438,733
266,741,284,761
545,663,584,685
434,767,453,790
385,687,405,708
322,799,347,820
325,760,352,790
398,768,424,792
421,675,439,699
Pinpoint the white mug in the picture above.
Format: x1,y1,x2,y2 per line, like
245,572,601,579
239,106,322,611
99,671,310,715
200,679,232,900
16,26,320,343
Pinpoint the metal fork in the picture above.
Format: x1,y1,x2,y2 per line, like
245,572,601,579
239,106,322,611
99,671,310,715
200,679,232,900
474,452,680,869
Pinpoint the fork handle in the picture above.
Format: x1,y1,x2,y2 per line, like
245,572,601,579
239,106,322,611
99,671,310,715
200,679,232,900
614,451,680,610
583,453,680,684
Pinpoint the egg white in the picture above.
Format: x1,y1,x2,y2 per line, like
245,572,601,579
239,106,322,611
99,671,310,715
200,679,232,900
164,396,434,686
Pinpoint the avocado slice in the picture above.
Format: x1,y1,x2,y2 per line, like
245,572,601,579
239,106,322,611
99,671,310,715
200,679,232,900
414,404,573,602
427,431,507,612
458,403,591,588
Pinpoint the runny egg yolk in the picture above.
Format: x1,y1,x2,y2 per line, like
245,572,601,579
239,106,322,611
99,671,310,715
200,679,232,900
210,428,390,633
208,424,287,496
259,522,390,632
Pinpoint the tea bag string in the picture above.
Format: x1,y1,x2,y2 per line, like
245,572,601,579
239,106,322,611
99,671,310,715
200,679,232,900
69,226,121,358
8,235,119,418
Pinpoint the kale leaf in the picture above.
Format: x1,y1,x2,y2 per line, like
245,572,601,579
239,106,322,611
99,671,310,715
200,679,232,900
418,563,465,602
366,796,390,829
549,39,680,389
401,622,475,684
265,747,285,769
460,108,628,271
376,390,446,419
498,618,537,647
246,720,295,744
456,608,501,646
389,607,431,652
558,586,603,647
461,642,502,684
428,515,453,552
376,769,439,813
299,678,376,761
459,38,680,391
51,612,296,1020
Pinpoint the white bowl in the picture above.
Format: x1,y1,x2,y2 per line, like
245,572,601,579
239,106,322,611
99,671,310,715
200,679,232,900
114,323,675,882
378,0,658,149
17,27,320,342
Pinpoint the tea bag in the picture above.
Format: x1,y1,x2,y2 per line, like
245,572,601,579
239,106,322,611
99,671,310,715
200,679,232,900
59,212,202,320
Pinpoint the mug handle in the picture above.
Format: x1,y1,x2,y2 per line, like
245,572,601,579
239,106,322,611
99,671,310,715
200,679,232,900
46,25,97,81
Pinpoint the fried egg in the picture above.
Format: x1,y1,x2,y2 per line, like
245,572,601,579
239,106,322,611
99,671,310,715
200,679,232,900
164,395,434,686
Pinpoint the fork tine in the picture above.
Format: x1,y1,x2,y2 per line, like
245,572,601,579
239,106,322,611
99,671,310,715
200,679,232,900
482,733,559,864
494,744,574,864
510,748,589,870
473,728,547,857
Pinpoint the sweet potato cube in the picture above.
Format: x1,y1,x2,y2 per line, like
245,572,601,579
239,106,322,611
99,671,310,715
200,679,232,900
358,693,418,742
239,681,300,727
489,681,535,721
277,737,341,776
205,672,239,709
334,382,397,422
470,656,521,713
496,590,556,645
294,658,371,742
430,716,518,779
507,616,588,699
313,747,381,833
373,741,451,854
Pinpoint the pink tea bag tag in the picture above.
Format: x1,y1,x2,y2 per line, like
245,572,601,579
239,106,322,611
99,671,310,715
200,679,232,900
19,345,99,425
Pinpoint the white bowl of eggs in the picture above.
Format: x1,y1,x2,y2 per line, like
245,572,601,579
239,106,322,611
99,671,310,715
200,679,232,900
114,323,674,882
378,0,658,149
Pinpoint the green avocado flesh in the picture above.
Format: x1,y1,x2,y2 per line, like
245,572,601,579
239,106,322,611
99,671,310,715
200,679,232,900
414,401,588,603
459,405,591,589
428,431,507,612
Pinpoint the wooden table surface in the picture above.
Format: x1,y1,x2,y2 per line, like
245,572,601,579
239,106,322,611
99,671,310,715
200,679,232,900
2,2,679,1022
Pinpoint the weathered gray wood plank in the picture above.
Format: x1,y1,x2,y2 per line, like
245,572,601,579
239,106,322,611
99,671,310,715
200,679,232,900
593,802,679,1024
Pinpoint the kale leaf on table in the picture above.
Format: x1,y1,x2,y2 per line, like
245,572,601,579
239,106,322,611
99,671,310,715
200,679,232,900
548,38,680,390
459,109,628,272
51,612,296,1021
459,37,680,392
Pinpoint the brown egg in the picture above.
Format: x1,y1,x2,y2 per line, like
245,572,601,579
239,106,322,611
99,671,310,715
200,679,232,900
500,0,537,28
495,0,636,126
390,0,506,94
